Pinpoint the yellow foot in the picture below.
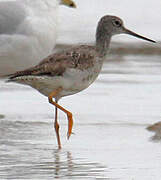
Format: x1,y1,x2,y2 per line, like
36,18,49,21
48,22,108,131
67,112,73,139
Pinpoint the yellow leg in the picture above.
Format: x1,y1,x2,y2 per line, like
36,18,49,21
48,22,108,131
54,101,61,149
48,88,73,143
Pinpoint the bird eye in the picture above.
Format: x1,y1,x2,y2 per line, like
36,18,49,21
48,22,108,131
114,20,121,27
69,2,75,7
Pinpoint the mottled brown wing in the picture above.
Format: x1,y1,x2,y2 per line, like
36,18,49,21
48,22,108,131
9,54,74,79
9,45,95,79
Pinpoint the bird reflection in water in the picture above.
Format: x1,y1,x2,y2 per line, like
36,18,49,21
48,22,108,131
51,150,107,179
53,150,74,178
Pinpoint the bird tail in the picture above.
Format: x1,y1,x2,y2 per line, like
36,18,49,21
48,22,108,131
0,73,16,82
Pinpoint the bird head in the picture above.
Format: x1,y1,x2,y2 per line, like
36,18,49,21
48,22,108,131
98,15,155,43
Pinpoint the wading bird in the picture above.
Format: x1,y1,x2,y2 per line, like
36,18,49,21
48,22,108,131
7,15,155,149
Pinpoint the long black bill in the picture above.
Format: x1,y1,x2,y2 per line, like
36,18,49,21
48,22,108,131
125,29,156,43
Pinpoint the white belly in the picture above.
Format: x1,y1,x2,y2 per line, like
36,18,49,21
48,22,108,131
13,66,101,99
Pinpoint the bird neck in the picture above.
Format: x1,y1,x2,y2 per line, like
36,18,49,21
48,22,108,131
95,26,112,58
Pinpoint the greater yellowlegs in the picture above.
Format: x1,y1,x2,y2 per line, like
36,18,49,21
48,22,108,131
7,15,155,149
0,0,76,77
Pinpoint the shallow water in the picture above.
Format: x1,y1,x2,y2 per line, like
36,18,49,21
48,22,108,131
1,0,161,179
1,52,161,179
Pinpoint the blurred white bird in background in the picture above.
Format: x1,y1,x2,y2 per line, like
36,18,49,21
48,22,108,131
0,0,76,77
